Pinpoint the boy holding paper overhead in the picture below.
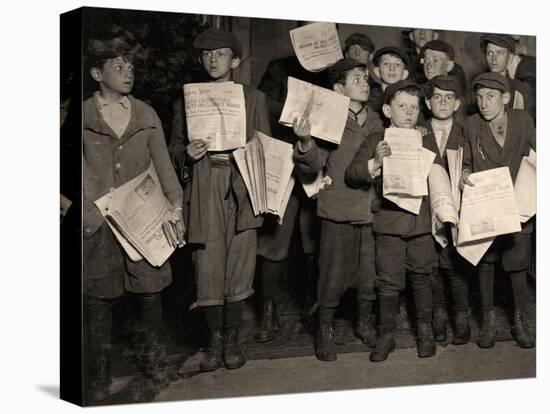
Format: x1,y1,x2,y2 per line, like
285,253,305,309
293,58,383,362
346,79,451,362
461,72,535,349
169,28,271,372
83,31,184,403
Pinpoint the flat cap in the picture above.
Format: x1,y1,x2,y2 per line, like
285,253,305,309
327,58,366,86
193,28,243,57
373,46,409,68
422,40,455,60
384,79,420,104
424,75,462,98
472,72,510,93
344,33,375,54
480,34,516,53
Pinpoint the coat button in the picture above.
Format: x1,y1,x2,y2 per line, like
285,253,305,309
115,162,121,169
84,228,91,233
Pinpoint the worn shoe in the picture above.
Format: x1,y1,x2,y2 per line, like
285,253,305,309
452,310,471,345
477,310,496,349
355,301,377,348
86,352,112,404
315,324,337,362
417,322,436,358
254,301,279,343
199,329,223,372
223,328,246,369
432,307,448,342
512,310,535,349
369,333,396,362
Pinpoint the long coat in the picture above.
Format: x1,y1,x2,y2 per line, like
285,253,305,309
169,84,271,245
83,95,183,297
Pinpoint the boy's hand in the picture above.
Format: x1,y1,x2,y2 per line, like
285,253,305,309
293,111,313,152
459,169,475,189
373,141,392,170
187,139,208,162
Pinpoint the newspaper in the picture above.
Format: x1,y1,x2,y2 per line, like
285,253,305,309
279,77,349,144
514,149,536,223
234,132,295,219
183,82,246,151
60,193,72,222
289,22,343,72
94,161,179,267
383,128,428,197
429,163,459,248
456,238,495,266
457,167,521,244
297,170,325,198
446,148,463,245
385,147,435,215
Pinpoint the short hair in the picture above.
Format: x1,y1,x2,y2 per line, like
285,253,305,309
344,33,375,54
87,30,140,69
372,47,409,69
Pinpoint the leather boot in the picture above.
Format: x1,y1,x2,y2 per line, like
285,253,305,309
254,300,279,343
452,310,471,345
355,301,377,348
315,306,336,362
417,321,436,358
370,296,398,362
86,351,112,404
223,328,246,369
200,329,223,372
512,310,535,348
432,306,448,342
477,309,496,349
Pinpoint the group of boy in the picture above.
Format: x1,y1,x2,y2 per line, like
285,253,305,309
82,24,536,404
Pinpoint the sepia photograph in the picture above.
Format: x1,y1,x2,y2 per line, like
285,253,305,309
56,3,541,408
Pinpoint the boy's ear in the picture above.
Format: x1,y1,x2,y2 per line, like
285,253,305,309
453,98,461,113
502,91,511,105
230,56,241,70
401,69,409,80
445,60,455,73
373,66,381,80
425,98,432,111
382,103,392,120
434,32,439,40
333,83,345,95
90,67,102,82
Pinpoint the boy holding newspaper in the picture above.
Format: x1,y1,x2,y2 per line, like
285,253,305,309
293,58,384,362
460,72,536,349
169,28,271,372
83,31,184,403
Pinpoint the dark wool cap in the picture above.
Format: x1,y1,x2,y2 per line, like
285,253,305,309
193,28,243,57
344,33,375,53
480,34,516,53
327,58,366,86
384,79,420,104
424,75,462,98
472,72,510,93
422,40,455,60
373,46,410,68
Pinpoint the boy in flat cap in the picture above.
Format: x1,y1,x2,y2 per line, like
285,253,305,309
169,28,271,372
346,80,449,362
480,33,535,121
293,58,383,362
424,75,473,344
83,31,184,403
368,47,410,115
461,72,535,349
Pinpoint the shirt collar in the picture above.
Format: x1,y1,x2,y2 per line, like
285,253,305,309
94,91,131,109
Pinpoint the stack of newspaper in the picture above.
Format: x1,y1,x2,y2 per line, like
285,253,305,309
183,82,246,151
234,131,295,221
94,162,181,267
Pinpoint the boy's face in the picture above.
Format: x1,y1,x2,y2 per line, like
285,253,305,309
374,54,409,86
485,43,512,74
345,44,370,65
411,29,437,48
200,48,240,81
91,56,134,96
334,67,369,103
425,87,460,120
476,87,510,121
383,91,420,129
423,49,452,80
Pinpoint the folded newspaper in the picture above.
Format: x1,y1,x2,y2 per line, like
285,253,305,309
94,161,181,267
289,22,343,72
233,131,295,221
